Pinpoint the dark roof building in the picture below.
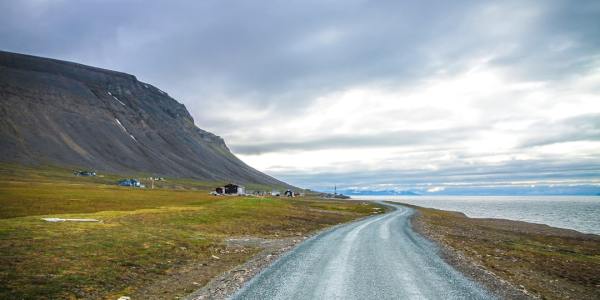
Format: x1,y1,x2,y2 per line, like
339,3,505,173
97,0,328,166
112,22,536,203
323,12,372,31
215,183,246,195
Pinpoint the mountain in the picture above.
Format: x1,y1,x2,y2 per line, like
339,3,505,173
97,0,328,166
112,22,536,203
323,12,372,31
0,50,287,186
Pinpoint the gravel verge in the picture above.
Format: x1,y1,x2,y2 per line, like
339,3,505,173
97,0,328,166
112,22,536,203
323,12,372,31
183,236,306,300
410,210,534,300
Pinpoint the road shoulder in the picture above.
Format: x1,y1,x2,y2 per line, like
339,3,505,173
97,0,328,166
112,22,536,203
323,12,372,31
403,202,600,300
183,236,303,300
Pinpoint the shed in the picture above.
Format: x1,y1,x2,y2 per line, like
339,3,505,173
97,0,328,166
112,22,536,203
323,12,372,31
74,170,96,176
222,183,245,195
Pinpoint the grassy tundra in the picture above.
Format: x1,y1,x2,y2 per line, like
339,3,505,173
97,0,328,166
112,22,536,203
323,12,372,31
0,165,379,299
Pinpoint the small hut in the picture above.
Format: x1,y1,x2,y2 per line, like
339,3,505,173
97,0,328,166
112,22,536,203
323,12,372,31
74,170,97,176
215,184,245,195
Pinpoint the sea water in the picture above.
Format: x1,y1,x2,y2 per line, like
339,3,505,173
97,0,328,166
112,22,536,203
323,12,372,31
353,195,600,235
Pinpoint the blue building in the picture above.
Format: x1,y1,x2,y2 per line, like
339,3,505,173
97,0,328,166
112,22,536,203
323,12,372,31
118,179,144,188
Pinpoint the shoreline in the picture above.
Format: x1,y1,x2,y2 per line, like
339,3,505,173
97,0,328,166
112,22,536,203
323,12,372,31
402,202,600,300
352,195,600,236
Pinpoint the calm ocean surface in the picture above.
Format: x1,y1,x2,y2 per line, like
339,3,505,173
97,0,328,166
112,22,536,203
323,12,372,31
353,195,600,235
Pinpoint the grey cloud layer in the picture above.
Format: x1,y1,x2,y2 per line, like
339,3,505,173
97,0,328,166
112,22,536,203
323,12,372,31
231,113,600,155
230,127,476,154
3,1,598,111
521,113,600,147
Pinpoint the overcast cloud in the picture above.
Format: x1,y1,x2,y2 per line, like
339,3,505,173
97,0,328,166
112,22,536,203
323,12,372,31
2,0,599,192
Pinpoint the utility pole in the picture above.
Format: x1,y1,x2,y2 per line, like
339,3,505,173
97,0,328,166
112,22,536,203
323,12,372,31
334,185,337,196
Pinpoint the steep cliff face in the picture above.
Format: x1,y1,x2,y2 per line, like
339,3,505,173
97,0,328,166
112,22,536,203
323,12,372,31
0,51,286,186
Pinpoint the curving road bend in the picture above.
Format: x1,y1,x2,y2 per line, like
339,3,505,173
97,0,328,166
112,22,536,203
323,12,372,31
232,203,495,300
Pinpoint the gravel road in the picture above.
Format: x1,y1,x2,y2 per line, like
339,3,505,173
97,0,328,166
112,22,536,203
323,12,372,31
231,203,495,300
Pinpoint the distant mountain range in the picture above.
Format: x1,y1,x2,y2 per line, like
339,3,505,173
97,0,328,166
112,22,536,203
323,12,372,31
340,186,600,196
343,189,421,196
0,51,288,187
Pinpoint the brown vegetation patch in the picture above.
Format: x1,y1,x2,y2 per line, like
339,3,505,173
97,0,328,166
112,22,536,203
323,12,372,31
405,203,600,300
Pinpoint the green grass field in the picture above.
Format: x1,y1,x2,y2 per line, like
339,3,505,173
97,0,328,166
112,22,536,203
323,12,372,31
0,164,379,299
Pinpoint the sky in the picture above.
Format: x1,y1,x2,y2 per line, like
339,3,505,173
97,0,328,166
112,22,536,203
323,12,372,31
2,0,600,194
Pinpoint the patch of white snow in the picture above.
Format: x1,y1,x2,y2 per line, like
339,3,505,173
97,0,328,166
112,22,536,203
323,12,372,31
42,218,100,222
112,96,126,106
107,91,126,106
115,118,127,131
115,119,138,143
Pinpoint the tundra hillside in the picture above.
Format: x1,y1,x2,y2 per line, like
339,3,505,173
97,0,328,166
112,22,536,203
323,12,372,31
408,204,600,300
0,164,381,299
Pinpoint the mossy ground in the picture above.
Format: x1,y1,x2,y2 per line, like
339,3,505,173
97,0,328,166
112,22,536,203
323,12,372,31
0,165,378,299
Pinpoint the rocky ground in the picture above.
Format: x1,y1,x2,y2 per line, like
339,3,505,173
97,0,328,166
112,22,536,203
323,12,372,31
412,217,533,299
406,203,600,300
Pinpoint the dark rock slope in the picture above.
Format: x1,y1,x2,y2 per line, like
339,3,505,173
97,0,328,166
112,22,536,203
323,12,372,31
0,50,286,186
